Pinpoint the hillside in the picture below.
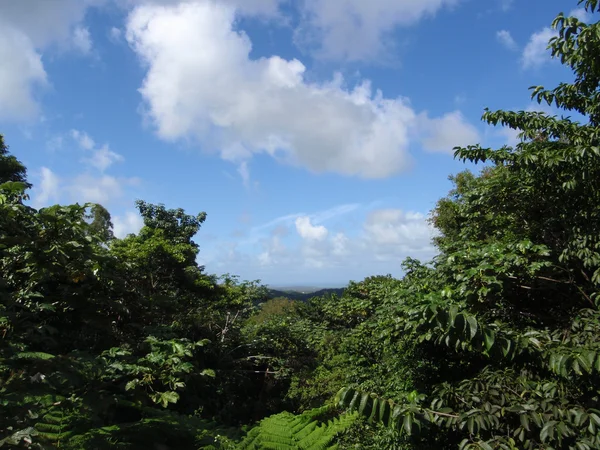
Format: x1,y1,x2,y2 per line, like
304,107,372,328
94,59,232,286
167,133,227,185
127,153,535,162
266,287,345,301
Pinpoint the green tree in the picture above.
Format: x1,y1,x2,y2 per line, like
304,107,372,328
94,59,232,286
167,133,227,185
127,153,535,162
0,134,31,188
87,203,115,242
339,2,600,448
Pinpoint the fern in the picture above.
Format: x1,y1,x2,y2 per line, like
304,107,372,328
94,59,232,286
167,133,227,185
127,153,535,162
35,410,72,446
237,406,357,450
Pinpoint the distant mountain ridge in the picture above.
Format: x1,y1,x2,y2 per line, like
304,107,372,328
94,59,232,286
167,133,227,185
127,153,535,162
266,286,345,302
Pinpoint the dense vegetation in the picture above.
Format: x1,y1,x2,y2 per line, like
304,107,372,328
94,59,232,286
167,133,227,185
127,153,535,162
2,1,600,448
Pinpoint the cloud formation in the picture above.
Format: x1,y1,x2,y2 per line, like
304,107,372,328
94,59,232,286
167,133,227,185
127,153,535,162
295,216,328,241
71,129,124,171
522,27,556,69
125,1,477,179
496,30,517,50
0,26,47,120
295,0,461,61
419,111,480,153
0,0,101,121
113,210,144,238
204,204,437,284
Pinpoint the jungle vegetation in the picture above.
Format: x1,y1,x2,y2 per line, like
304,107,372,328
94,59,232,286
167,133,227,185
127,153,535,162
1,1,600,448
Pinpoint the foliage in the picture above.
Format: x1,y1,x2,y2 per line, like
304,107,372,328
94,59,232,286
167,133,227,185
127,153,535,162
333,2,600,448
0,151,264,448
0,134,30,189
2,1,600,448
236,406,357,450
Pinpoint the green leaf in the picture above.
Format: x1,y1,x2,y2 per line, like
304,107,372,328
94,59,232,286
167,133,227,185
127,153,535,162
483,329,495,351
540,421,557,443
403,414,413,435
466,315,478,339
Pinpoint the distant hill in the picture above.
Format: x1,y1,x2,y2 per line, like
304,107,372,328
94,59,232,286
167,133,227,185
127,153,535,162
266,287,345,302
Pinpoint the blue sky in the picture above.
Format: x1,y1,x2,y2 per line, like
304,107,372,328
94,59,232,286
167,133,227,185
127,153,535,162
0,0,589,286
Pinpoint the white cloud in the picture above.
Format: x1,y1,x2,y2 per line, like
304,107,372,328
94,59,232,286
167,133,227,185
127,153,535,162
0,26,47,121
124,0,284,18
109,26,123,42
0,0,101,48
32,167,61,208
126,2,475,178
0,0,102,121
522,27,556,69
70,129,124,171
237,161,251,188
206,206,437,284
113,210,144,238
295,0,461,61
67,174,138,204
331,232,349,256
71,129,95,150
295,216,328,241
496,29,517,50
363,209,434,257
419,111,480,153
72,26,92,54
569,8,592,22
31,168,138,208
86,144,125,171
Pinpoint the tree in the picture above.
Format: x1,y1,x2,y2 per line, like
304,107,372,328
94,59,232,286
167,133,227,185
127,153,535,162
339,1,600,448
0,134,31,188
87,203,115,242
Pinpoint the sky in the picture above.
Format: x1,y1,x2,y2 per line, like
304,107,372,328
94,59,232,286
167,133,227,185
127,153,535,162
0,0,591,287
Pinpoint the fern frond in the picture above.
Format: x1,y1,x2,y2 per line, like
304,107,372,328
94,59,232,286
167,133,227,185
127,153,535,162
237,407,356,450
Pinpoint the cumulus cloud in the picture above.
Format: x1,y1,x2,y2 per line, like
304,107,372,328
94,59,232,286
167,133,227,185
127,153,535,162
496,30,517,50
295,216,328,241
86,145,125,171
30,171,137,208
113,210,144,238
125,2,476,178
30,168,143,239
419,111,480,153
295,0,461,61
363,209,434,257
31,168,136,209
0,0,102,121
522,27,556,69
205,204,437,284
0,26,47,121
72,26,93,54
124,0,284,18
67,174,138,204
32,167,61,208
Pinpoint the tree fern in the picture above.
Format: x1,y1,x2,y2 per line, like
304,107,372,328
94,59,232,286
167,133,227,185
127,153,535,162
237,406,357,450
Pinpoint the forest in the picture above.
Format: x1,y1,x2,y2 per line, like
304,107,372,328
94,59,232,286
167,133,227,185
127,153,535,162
1,1,600,448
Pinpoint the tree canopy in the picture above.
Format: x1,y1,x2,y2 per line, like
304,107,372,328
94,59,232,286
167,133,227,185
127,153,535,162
2,1,600,449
